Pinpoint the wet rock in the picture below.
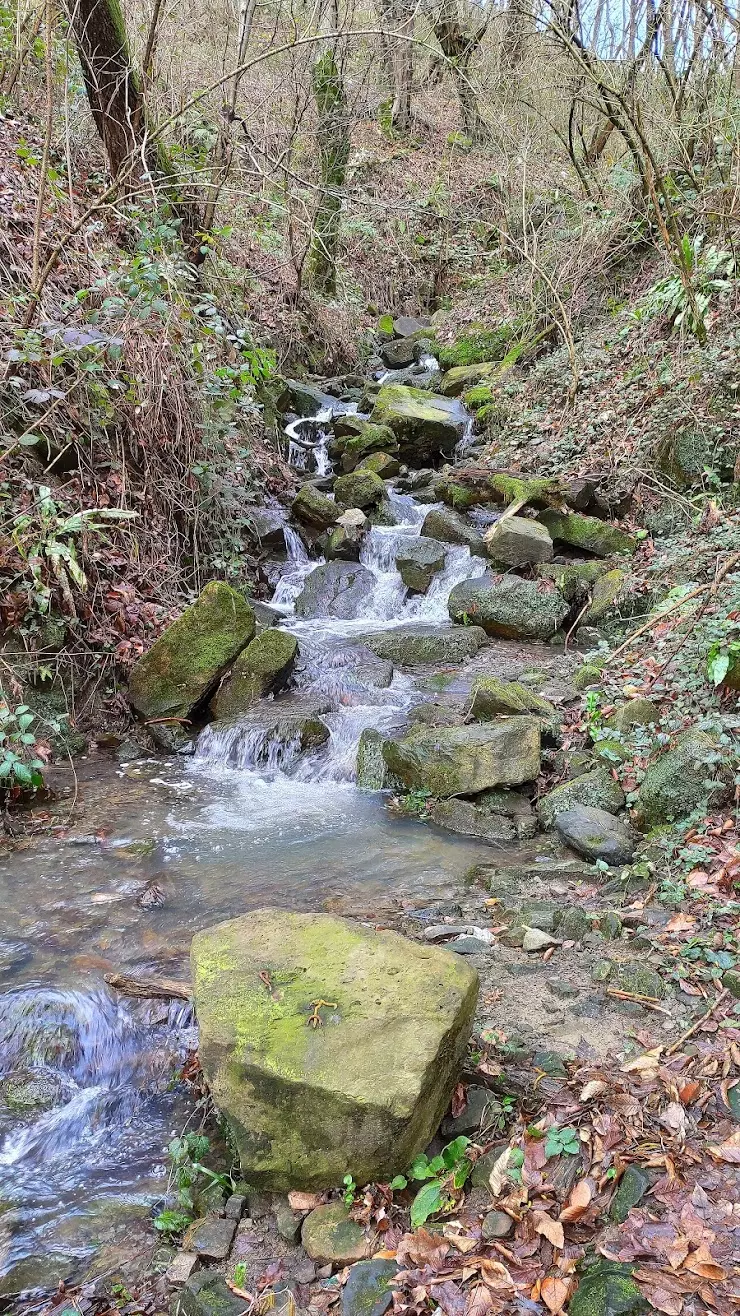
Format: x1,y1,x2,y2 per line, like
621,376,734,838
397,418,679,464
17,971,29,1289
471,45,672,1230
600,911,623,939
278,379,335,417
583,569,636,627
184,1216,237,1262
537,767,626,829
610,1165,651,1223
474,788,537,839
192,910,478,1189
295,561,376,620
430,798,516,844
370,384,468,465
635,730,732,826
361,623,486,666
128,582,255,721
382,718,541,797
292,484,339,531
334,470,386,511
395,537,446,593
448,573,568,641
408,702,464,728
177,1269,249,1316
212,630,298,718
341,423,399,472
485,516,554,567
556,907,591,941
357,729,396,790
0,1253,72,1297
342,1258,397,1316
0,938,33,977
468,676,557,724
358,452,400,478
302,1202,369,1267
538,510,635,557
324,509,369,561
381,335,429,368
555,805,637,866
604,699,660,734
2,1069,63,1112
569,1259,647,1316
438,361,501,397
137,877,169,908
420,506,487,556
247,506,288,551
481,1210,513,1240
209,697,331,761
166,1251,200,1286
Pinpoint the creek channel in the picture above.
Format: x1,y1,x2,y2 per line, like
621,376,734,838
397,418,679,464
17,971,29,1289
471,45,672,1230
0,360,537,1299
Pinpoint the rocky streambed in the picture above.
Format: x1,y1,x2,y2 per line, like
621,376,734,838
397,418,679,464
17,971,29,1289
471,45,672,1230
1,320,731,1310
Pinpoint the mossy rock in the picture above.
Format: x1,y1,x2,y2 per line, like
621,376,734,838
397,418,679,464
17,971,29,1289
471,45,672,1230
191,910,478,1189
604,699,660,735
437,323,519,370
128,582,255,720
334,469,386,511
356,728,398,791
486,516,554,568
377,314,395,338
613,961,666,999
448,573,568,641
420,506,486,556
292,484,340,530
434,469,559,512
537,767,625,828
536,559,609,603
212,630,298,719
438,361,502,398
302,1202,369,1266
395,537,447,593
341,423,399,472
592,738,630,766
573,664,604,690
468,676,557,724
635,730,733,826
539,510,635,557
610,1165,651,1223
382,718,541,796
658,427,737,488
569,1258,647,1316
358,452,400,478
361,623,486,666
370,385,468,465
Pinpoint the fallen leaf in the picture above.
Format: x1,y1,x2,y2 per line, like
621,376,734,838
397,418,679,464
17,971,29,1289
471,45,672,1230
621,1047,663,1076
708,1130,740,1163
541,1275,570,1314
638,1286,683,1315
684,1244,726,1281
579,1080,607,1102
478,1259,514,1291
679,1081,701,1104
664,913,696,934
533,1211,565,1249
464,1286,495,1316
488,1147,512,1198
559,1179,593,1223
431,1280,467,1316
396,1229,450,1269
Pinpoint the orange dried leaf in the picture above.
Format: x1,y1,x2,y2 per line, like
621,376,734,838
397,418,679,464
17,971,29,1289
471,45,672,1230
541,1276,570,1314
559,1179,593,1223
533,1211,564,1249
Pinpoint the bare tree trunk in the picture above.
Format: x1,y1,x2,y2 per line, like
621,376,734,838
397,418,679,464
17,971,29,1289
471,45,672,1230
377,0,414,131
66,0,144,181
501,0,528,69
309,48,350,296
434,0,489,140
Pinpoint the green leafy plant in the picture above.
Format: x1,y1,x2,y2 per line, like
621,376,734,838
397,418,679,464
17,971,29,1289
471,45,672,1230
343,1173,357,1205
153,1208,193,1236
391,1136,473,1227
153,1132,233,1236
544,1126,580,1159
0,699,55,792
233,1262,248,1288
707,640,740,688
394,788,432,817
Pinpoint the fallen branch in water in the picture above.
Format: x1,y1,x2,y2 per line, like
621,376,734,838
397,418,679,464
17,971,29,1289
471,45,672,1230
104,971,191,1000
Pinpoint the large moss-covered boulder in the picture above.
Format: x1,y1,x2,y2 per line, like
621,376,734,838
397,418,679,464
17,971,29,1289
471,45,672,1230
212,630,298,719
361,623,486,666
436,324,518,370
370,385,468,465
128,582,255,720
537,766,626,828
334,470,386,511
485,516,554,567
295,561,376,619
429,798,516,844
395,537,447,593
292,484,339,531
535,559,609,602
635,730,733,826
359,452,400,479
539,510,635,557
448,573,568,640
420,507,486,557
191,910,478,1189
382,719,541,796
342,424,399,472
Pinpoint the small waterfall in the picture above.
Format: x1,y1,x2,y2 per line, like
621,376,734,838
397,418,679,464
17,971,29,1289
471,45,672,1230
196,722,303,772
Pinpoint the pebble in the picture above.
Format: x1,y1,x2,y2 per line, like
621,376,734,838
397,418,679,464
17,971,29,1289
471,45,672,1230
522,927,559,952
481,1210,513,1240
449,936,492,955
547,979,580,999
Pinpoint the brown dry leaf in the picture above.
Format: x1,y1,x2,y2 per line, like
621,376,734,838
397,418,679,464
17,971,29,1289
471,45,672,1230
478,1259,514,1291
540,1275,570,1314
679,1081,701,1104
451,1083,467,1118
488,1147,512,1198
443,1224,478,1254
678,979,703,997
464,1285,495,1316
664,913,696,934
708,1130,740,1163
431,1280,467,1316
684,1245,726,1281
287,1190,322,1211
639,1286,684,1315
579,1080,607,1102
559,1179,593,1223
621,1047,663,1076
396,1229,451,1269
533,1211,565,1249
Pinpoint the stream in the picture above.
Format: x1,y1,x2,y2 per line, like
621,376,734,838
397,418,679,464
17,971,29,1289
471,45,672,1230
0,361,534,1300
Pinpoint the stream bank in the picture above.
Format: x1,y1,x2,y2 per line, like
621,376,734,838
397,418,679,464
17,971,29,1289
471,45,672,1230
1,322,736,1313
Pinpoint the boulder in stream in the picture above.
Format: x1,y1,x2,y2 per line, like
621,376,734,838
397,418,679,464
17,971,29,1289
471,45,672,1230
448,573,568,640
205,696,331,766
538,509,636,557
370,384,467,465
361,623,486,666
292,484,339,531
324,509,369,561
383,718,541,796
536,766,626,828
420,505,487,557
211,629,298,719
358,451,400,478
485,515,554,567
333,469,386,511
191,909,478,1189
429,798,516,844
395,537,446,593
341,423,399,472
295,561,376,620
128,581,255,720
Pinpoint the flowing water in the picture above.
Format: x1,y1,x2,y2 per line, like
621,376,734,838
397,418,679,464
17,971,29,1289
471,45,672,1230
0,366,510,1299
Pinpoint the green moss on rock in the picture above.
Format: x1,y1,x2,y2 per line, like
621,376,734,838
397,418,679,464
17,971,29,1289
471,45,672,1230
438,362,501,398
437,323,519,370
448,573,568,641
292,484,340,530
569,1259,647,1316
212,629,298,719
636,730,733,826
370,385,467,464
334,469,386,510
468,676,557,723
382,718,541,796
539,510,636,557
537,766,626,828
342,423,398,472
128,582,255,720
536,560,609,603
